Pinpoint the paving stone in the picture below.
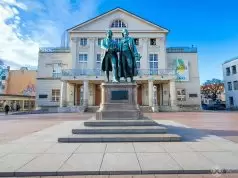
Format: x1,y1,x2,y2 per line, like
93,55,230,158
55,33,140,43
86,176,109,178
14,143,56,154
75,143,106,153
109,176,132,178
160,143,194,153
202,152,238,170
133,175,155,178
177,174,207,178
0,143,25,154
211,142,238,152
45,143,80,153
59,153,103,175
133,143,165,153
170,152,214,173
0,154,38,176
106,143,134,153
155,175,178,178
100,153,140,174
137,153,182,174
16,153,70,176
186,142,226,152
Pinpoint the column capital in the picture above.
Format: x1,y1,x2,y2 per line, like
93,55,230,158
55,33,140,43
142,38,148,43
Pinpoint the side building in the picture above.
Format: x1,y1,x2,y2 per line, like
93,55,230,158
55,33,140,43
223,57,238,109
36,7,201,112
0,67,36,111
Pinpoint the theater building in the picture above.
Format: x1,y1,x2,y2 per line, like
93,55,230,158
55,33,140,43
36,8,201,112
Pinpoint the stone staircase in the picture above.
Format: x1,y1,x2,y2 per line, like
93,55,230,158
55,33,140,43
58,119,181,143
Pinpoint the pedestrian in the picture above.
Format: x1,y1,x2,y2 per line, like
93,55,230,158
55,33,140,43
4,104,9,115
16,103,20,111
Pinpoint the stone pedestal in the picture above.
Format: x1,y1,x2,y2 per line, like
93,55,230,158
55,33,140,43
96,83,143,120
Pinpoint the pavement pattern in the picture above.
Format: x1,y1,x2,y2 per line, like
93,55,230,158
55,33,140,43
0,117,238,177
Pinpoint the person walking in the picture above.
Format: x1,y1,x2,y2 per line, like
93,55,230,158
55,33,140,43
4,104,10,115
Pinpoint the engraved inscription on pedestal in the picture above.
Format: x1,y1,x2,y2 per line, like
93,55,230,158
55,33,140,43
96,83,143,120
111,90,128,100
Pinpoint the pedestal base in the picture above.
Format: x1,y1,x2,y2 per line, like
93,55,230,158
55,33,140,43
96,82,143,120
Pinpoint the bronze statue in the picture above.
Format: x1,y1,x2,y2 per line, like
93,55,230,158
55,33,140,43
118,29,141,82
100,30,119,82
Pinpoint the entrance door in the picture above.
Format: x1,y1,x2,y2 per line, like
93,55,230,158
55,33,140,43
156,84,160,106
137,85,142,105
95,84,101,106
76,85,81,105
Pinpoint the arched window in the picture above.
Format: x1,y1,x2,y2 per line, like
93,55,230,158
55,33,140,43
110,19,126,28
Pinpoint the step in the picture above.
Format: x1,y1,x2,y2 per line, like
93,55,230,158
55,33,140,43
72,126,167,134
84,120,158,127
58,134,181,142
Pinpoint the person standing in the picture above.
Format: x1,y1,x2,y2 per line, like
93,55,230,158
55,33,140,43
4,104,9,115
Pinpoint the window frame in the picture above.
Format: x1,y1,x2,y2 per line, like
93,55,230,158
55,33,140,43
232,65,237,74
177,88,186,101
149,54,159,75
134,38,139,46
228,82,232,91
226,67,231,76
80,38,87,46
233,81,238,90
51,89,60,102
110,19,127,28
150,38,156,46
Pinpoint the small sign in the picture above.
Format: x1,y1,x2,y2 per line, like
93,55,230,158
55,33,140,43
111,90,128,100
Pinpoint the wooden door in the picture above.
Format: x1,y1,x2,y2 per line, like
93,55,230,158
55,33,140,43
76,85,81,105
95,85,101,106
137,85,142,105
156,84,160,105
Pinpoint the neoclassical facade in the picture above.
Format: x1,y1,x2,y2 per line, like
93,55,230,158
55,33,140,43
36,8,201,112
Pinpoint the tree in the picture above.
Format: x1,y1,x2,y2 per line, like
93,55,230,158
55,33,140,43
201,78,224,100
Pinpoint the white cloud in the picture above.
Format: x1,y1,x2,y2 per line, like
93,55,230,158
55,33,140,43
0,0,102,69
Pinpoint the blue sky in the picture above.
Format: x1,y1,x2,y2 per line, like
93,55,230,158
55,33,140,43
0,0,238,83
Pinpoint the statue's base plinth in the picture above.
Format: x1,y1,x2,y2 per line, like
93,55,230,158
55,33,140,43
96,82,143,120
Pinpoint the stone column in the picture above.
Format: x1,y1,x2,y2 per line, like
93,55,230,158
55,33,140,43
60,80,67,107
148,80,153,106
71,37,79,69
83,80,89,107
169,79,177,107
142,38,148,70
88,38,95,70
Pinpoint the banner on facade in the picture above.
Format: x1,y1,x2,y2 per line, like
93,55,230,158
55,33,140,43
175,59,189,81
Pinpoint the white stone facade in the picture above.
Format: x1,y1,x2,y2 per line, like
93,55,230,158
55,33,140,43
36,8,201,111
222,57,238,109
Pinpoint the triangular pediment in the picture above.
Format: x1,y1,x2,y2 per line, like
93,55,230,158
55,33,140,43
68,8,168,33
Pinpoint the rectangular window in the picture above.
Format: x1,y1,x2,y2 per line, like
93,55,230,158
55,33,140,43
39,94,48,99
229,96,234,106
177,88,186,101
96,54,101,75
52,63,62,78
232,65,237,74
98,38,102,46
189,94,198,97
150,38,156,45
78,54,88,75
149,54,158,74
24,100,29,109
80,38,87,46
226,67,231,76
134,38,139,45
52,89,60,102
234,81,238,90
228,82,232,91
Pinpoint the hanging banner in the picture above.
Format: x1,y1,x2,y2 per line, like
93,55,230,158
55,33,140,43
175,59,189,81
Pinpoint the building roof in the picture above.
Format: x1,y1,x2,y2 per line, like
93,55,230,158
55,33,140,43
223,56,238,65
67,7,169,32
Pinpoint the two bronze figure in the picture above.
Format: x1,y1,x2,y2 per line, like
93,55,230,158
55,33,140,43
100,29,141,83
